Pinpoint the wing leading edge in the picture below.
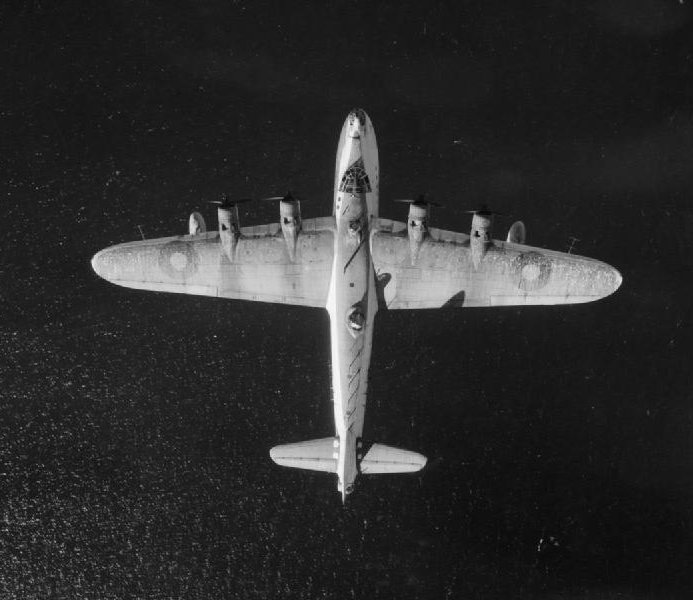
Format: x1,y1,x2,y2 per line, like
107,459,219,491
371,218,622,309
91,217,336,307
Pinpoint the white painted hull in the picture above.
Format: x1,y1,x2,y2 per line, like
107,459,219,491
326,109,380,499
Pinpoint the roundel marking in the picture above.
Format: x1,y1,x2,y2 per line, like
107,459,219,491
170,251,188,270
159,241,199,279
513,251,552,292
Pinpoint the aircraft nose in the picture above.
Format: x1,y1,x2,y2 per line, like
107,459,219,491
346,108,367,138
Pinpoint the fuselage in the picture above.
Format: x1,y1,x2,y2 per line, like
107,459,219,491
325,109,379,499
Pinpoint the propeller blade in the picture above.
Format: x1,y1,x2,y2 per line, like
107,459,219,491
261,191,302,203
209,194,253,207
464,205,504,216
393,194,442,207
209,191,304,207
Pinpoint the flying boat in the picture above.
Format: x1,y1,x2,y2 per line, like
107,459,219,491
91,109,622,501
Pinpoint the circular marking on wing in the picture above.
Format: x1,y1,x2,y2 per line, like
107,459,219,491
514,251,552,292
170,252,188,270
158,241,199,279
521,263,540,281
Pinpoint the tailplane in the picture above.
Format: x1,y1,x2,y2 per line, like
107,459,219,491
270,437,338,473
358,442,427,474
269,438,427,475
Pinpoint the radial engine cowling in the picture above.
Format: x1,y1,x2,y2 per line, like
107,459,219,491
471,211,493,243
280,198,301,260
407,202,429,243
218,204,240,262
470,210,494,269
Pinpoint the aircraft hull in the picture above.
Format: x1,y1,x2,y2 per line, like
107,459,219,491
326,109,380,498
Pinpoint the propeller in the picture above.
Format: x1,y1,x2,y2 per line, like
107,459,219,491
209,193,253,208
393,193,442,207
261,190,302,203
464,204,504,217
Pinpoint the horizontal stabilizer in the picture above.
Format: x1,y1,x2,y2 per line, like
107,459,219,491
360,443,427,474
270,437,337,473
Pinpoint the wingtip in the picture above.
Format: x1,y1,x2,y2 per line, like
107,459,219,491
601,263,623,299
91,249,107,280
612,266,623,295
268,445,280,465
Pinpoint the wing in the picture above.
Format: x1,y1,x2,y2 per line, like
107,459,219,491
91,217,335,307
371,218,622,309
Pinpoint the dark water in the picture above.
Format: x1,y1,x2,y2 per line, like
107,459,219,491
1,1,692,598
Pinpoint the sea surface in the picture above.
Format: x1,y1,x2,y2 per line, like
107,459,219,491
1,1,692,598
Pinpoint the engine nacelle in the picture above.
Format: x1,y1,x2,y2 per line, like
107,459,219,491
407,201,430,265
408,202,429,243
470,210,494,268
188,212,206,235
218,204,240,262
280,198,301,261
471,211,493,242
